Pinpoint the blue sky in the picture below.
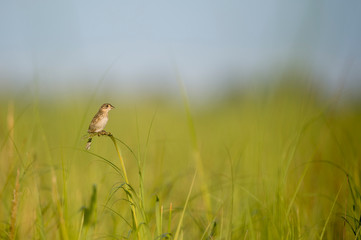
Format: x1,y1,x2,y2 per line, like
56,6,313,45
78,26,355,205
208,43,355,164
1,0,360,96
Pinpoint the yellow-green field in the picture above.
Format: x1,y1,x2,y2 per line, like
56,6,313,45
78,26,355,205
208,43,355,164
1,83,361,239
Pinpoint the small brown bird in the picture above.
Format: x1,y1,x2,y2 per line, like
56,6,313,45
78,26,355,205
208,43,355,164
86,103,114,150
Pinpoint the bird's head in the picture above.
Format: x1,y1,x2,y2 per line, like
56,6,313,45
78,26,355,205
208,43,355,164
100,103,115,112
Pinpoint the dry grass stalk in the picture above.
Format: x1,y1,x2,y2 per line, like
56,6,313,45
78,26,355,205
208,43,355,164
7,102,14,157
9,169,20,240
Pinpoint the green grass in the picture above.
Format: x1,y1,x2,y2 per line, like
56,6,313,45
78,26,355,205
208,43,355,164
1,82,361,239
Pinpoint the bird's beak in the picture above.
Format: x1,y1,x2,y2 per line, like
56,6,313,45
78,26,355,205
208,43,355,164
111,105,115,109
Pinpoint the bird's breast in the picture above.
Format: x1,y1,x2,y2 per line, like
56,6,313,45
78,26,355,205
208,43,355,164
95,116,108,131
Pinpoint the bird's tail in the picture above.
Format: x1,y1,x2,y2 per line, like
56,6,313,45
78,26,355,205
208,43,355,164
86,137,92,150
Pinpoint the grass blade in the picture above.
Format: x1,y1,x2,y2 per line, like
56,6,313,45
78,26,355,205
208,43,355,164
320,184,343,239
174,170,197,240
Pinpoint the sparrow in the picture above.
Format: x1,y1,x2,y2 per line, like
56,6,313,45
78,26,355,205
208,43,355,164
86,103,114,150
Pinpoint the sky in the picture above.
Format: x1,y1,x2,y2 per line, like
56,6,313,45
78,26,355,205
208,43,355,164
0,0,360,97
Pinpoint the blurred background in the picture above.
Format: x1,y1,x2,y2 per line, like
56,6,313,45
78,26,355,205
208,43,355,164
1,0,360,101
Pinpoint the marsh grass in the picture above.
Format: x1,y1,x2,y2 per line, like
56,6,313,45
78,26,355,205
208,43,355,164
343,174,361,238
0,81,361,239
8,169,20,240
83,131,151,239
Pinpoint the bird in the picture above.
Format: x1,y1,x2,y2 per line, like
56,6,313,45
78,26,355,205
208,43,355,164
86,103,115,150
